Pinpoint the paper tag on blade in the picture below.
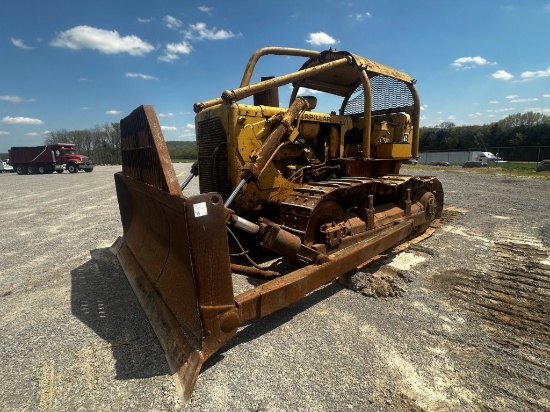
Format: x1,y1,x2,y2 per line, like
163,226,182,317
193,202,208,217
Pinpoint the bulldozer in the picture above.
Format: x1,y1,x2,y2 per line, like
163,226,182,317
112,47,443,402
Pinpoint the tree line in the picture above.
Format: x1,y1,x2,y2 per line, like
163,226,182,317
4,111,547,163
419,112,550,153
165,141,197,160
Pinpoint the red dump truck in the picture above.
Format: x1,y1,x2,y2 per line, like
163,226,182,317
8,143,94,175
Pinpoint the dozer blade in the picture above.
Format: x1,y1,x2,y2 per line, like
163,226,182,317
112,105,239,402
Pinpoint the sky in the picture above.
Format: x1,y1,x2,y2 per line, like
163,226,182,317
1,0,550,152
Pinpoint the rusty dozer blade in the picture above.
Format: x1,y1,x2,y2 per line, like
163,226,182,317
112,105,429,403
112,105,239,401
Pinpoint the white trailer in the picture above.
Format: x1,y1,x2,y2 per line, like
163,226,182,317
419,150,496,165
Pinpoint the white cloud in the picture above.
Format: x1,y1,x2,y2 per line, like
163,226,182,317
184,22,239,40
521,66,550,80
11,37,33,50
543,94,550,98
487,108,515,113
105,110,121,115
306,32,339,46
159,41,193,62
26,132,39,136
125,72,159,80
137,18,154,23
167,41,193,54
50,26,154,56
161,125,177,131
0,95,23,103
489,100,498,104
506,95,519,99
163,15,183,30
80,106,91,110
158,112,174,118
522,107,550,114
1,116,44,125
0,131,10,135
451,56,495,69
491,70,514,80
198,6,213,14
179,124,196,140
158,53,178,63
296,86,321,95
158,21,238,62
349,13,371,21
509,97,539,103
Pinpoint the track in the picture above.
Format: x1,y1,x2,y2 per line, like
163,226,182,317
277,175,442,245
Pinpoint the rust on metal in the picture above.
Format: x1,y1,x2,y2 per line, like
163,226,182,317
114,105,239,402
234,218,413,322
119,105,180,194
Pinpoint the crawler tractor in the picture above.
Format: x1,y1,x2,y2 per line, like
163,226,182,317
112,47,443,402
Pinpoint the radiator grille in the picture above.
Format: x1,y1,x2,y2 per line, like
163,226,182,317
196,118,233,200
344,75,414,116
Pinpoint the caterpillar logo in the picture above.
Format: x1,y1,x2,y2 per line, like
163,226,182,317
302,113,331,122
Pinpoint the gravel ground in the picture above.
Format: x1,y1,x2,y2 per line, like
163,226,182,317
0,164,549,411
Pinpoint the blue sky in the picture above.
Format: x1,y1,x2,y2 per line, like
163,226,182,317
1,1,550,152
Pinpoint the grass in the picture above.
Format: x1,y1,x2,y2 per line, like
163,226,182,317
403,161,550,179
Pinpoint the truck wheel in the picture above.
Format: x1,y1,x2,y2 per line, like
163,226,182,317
67,164,78,173
56,169,63,173
16,165,26,175
38,165,47,174
27,165,36,174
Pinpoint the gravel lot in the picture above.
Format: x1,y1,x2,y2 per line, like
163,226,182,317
0,164,549,411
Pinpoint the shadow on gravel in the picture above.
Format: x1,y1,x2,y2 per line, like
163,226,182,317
70,247,170,380
70,246,345,379
202,281,344,372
